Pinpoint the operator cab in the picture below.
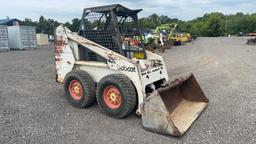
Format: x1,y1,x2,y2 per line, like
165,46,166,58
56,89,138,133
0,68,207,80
79,4,146,62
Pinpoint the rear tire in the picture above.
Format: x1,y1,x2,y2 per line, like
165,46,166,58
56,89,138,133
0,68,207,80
64,70,96,108
96,74,137,119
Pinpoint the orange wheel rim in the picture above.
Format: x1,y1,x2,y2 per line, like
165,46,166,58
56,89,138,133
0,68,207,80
69,80,83,100
103,85,122,109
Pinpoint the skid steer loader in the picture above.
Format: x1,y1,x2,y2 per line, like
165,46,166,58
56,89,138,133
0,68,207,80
55,4,208,136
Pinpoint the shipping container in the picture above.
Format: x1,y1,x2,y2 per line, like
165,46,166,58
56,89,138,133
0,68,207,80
36,34,49,45
0,25,9,51
7,26,37,50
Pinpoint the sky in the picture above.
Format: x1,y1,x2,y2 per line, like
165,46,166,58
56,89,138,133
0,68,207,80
1,0,256,22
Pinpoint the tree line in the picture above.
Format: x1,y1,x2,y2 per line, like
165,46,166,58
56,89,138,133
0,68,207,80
23,12,256,37
23,16,80,35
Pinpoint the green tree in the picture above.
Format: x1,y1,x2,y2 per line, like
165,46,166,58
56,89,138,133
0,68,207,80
205,13,224,36
22,12,256,37
23,18,37,26
71,18,81,32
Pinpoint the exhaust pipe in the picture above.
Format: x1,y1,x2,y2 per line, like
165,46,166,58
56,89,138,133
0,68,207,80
141,74,209,136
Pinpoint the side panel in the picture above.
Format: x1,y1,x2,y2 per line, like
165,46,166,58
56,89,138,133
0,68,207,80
55,26,76,83
144,50,169,82
0,25,9,51
77,65,120,82
7,26,20,49
70,41,79,60
140,66,168,88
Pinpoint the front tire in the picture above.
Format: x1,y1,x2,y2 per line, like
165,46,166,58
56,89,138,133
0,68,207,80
96,74,137,119
64,70,96,108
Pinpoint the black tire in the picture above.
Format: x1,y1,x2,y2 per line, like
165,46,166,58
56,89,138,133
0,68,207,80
64,70,96,108
96,74,137,119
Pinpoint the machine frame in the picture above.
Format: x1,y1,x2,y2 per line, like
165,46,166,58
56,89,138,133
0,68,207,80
55,25,169,114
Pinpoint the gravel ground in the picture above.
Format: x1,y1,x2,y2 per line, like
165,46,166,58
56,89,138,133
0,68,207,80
0,37,256,144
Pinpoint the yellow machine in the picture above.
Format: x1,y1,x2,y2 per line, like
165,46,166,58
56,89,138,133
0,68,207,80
170,32,192,45
180,33,192,43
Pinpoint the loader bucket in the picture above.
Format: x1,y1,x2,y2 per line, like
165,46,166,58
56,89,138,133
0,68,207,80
141,74,209,136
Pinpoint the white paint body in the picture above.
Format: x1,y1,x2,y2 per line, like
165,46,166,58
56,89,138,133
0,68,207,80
55,25,169,114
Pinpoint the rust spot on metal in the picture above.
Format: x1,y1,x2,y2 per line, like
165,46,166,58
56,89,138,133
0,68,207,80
55,38,66,82
55,39,64,56
55,58,62,61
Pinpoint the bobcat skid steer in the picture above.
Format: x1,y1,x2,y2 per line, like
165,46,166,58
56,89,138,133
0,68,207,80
55,4,208,136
